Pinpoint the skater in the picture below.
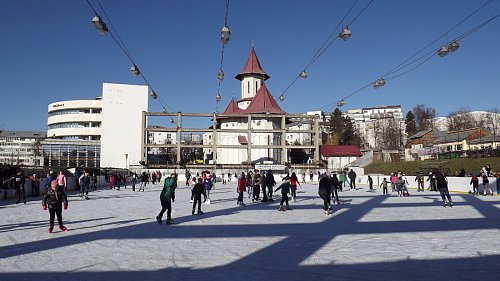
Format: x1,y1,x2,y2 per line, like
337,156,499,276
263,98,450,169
380,177,389,195
260,171,269,202
301,172,306,183
275,176,291,211
415,171,424,192
367,175,374,191
192,177,204,215
348,169,357,190
78,170,91,199
309,171,313,182
14,169,26,204
42,180,68,233
470,173,479,195
289,172,300,202
265,170,276,202
30,174,39,197
156,173,177,225
131,173,137,192
139,172,148,191
427,172,437,191
185,170,191,187
91,173,98,191
481,171,493,196
204,172,213,204
318,173,332,215
252,172,262,201
395,175,405,197
338,172,346,191
434,169,453,207
237,172,248,206
330,172,340,205
56,170,67,192
246,171,254,199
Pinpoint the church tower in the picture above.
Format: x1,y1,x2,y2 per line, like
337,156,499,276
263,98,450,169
234,47,270,110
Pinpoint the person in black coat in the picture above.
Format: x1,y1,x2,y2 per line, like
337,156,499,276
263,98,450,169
42,180,68,233
330,173,340,205
318,173,332,215
191,178,204,215
14,169,26,204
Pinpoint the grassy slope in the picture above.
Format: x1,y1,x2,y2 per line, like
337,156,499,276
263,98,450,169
364,157,500,175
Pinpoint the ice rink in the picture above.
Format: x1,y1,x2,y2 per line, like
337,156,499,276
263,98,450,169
1,180,499,281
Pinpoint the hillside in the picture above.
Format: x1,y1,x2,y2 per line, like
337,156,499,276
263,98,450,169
364,157,500,176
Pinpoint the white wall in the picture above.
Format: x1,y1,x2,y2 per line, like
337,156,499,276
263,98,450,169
100,83,148,169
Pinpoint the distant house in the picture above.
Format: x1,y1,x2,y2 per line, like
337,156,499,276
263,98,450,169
320,145,362,172
404,129,445,161
433,128,490,156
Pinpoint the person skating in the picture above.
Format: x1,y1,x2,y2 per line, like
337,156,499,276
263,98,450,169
318,173,333,215
14,169,26,204
348,169,357,190
156,173,177,225
434,169,453,207
192,177,204,215
415,171,424,192
330,172,340,205
79,170,91,199
265,170,276,202
470,173,479,195
275,176,292,211
139,172,147,192
367,175,374,191
380,178,389,196
252,172,262,202
203,172,213,204
237,172,248,206
289,172,300,203
42,180,68,233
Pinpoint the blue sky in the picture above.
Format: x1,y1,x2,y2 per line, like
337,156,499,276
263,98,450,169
1,0,499,131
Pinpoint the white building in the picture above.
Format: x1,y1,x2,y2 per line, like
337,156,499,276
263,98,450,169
100,83,149,169
0,131,46,166
205,48,288,165
344,105,405,150
47,98,103,140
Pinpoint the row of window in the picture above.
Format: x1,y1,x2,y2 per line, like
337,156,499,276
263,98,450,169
48,122,102,129
48,109,102,117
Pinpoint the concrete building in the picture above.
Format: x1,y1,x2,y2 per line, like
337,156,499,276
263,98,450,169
47,98,103,140
100,82,149,169
0,131,46,166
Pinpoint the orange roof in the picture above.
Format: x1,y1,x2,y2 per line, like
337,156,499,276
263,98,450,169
235,47,270,81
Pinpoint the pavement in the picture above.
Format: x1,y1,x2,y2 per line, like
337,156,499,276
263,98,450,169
0,181,499,281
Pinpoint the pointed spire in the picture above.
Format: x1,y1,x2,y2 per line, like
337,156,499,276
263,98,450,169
222,98,242,114
235,47,270,81
244,83,285,114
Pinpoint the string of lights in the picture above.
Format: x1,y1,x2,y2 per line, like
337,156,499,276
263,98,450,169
85,0,174,112
279,0,375,102
216,0,231,113
315,1,499,113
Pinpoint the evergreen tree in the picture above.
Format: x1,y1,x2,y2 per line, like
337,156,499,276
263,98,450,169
405,111,417,137
327,108,361,146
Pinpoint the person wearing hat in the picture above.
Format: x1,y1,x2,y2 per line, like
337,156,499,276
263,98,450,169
14,168,26,204
42,180,68,233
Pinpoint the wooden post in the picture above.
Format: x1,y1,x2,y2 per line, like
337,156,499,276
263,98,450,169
247,114,252,166
314,115,320,163
281,114,287,164
176,112,182,168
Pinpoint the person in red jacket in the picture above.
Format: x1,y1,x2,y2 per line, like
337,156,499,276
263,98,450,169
42,180,68,233
237,172,248,206
289,172,301,203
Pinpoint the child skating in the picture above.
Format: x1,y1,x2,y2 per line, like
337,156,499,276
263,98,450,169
275,176,292,211
42,180,68,233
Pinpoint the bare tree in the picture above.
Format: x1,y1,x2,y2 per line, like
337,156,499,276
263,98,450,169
447,107,477,131
413,104,437,131
381,118,401,149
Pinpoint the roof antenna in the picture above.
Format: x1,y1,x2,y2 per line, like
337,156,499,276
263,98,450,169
251,40,254,48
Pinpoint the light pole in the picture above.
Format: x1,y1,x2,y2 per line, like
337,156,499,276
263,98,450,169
125,154,128,170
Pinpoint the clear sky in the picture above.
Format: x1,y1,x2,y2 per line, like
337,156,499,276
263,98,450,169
1,0,499,131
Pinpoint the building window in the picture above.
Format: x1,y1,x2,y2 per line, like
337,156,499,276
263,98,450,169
247,81,250,94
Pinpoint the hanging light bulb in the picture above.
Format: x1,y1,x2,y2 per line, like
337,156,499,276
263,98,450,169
217,69,224,81
279,94,285,102
299,70,308,80
373,78,385,89
437,45,449,57
216,93,222,103
221,25,231,44
91,15,108,35
448,41,460,52
337,100,346,107
130,64,140,76
150,90,157,99
339,27,352,41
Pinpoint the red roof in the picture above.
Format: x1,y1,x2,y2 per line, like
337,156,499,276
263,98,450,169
222,98,242,114
244,83,285,114
238,136,248,144
235,47,270,81
320,145,362,157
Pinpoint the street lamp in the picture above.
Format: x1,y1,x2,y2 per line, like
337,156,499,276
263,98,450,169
299,71,308,79
339,27,352,41
91,15,108,35
130,64,140,76
221,25,231,44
